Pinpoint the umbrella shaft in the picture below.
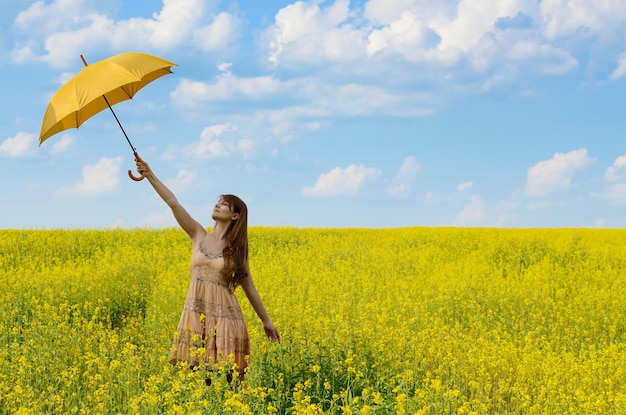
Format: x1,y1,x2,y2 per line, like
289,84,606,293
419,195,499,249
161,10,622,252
102,94,136,153
80,55,137,155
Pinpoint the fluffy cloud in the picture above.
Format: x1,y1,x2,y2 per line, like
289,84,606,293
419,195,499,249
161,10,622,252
605,154,626,182
164,169,197,194
48,134,75,155
185,123,237,159
57,157,123,196
303,164,381,197
14,0,94,34
238,138,256,159
12,0,241,68
267,0,366,64
367,11,440,58
13,0,626,87
171,72,286,105
452,195,486,226
595,155,626,204
193,12,242,51
597,182,626,204
457,181,473,192
539,0,626,40
171,67,434,120
0,132,37,158
507,40,577,74
264,0,617,80
388,156,422,195
525,148,593,197
611,53,626,80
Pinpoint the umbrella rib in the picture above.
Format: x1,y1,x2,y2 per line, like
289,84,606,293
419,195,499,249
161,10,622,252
74,83,81,130
121,85,134,100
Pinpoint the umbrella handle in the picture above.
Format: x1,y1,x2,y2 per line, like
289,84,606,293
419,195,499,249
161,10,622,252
129,151,146,181
128,169,145,181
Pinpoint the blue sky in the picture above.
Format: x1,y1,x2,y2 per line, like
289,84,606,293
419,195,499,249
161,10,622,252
2,0,626,229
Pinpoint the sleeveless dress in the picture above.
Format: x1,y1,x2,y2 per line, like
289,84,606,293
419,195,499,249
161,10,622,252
169,239,250,374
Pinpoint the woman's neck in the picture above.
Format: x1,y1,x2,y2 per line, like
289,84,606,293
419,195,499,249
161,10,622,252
212,221,230,241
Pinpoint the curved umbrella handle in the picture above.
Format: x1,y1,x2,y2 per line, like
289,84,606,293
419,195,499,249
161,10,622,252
129,151,146,181
128,169,145,181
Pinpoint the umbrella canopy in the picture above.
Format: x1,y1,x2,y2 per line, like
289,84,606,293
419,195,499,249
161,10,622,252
39,52,177,143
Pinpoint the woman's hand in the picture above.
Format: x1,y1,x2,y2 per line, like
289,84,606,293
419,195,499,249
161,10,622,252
135,156,151,177
263,322,281,343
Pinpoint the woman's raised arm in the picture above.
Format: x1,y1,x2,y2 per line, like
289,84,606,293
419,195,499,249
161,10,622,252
135,156,205,240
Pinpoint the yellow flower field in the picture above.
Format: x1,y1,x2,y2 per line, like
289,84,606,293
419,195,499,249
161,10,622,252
0,227,624,414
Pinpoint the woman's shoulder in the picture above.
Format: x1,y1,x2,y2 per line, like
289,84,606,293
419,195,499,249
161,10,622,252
190,227,209,244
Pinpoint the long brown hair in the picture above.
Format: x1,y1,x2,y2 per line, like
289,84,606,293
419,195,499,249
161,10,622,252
219,194,249,291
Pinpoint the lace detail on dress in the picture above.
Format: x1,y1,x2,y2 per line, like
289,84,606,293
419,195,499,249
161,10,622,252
191,265,227,287
183,299,244,320
199,239,223,260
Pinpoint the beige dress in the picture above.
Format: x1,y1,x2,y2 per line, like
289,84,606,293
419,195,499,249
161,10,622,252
169,239,250,373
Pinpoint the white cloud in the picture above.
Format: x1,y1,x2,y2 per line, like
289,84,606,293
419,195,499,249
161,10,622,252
171,73,285,105
11,45,37,64
172,70,435,122
238,138,256,158
388,156,422,195
148,0,206,48
303,164,381,197
597,154,626,204
452,195,486,226
11,0,240,68
14,0,94,34
457,181,473,192
314,82,421,116
423,179,475,204
367,11,440,58
495,198,519,226
388,183,411,196
540,0,626,40
398,156,422,177
435,0,525,52
525,148,593,197
262,0,611,82
193,12,242,51
363,0,517,66
48,134,75,155
14,11,116,67
12,0,625,94
182,123,258,160
364,0,446,25
58,157,123,196
594,182,626,204
160,169,197,196
186,123,236,159
610,53,626,80
605,154,626,182
268,0,366,64
0,132,37,158
507,40,577,74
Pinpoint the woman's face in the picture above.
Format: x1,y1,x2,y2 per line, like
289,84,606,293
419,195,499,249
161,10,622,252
212,197,238,222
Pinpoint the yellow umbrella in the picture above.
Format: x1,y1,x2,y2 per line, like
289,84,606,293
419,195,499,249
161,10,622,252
39,52,177,181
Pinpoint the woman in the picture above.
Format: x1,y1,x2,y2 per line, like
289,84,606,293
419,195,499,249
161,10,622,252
135,157,280,381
